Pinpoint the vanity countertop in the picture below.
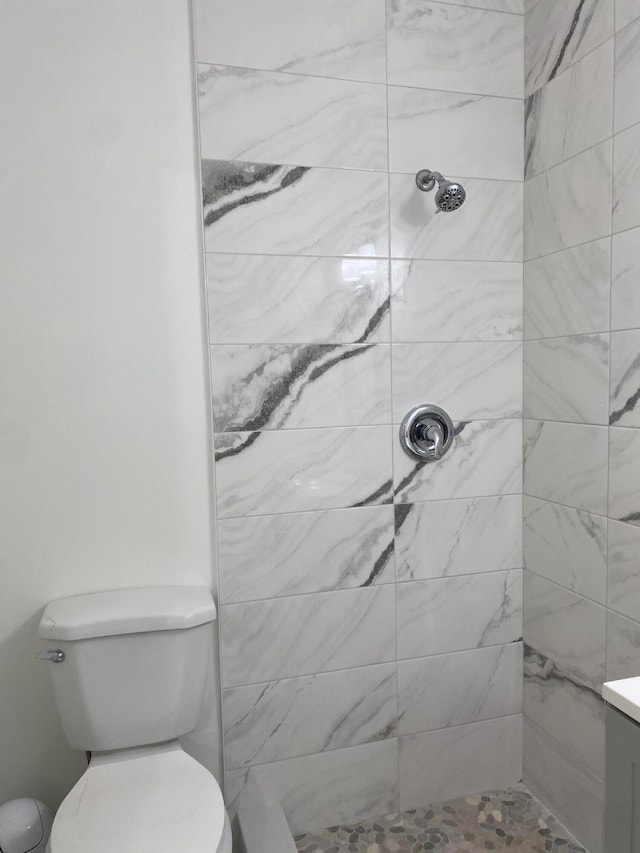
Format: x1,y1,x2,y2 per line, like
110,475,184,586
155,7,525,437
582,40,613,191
603,677,640,724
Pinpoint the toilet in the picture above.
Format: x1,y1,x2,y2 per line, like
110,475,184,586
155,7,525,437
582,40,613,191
37,586,232,853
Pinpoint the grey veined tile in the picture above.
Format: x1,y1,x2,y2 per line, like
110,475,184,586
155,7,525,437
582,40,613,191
203,160,388,257
525,0,613,96
195,0,386,83
615,16,640,133
524,239,611,339
614,122,640,235
616,0,640,30
198,65,387,172
219,506,394,603
607,609,640,680
395,495,522,582
391,259,522,343
387,0,523,98
609,427,640,524
608,520,640,622
612,227,640,330
207,255,390,345
211,343,391,431
611,330,640,427
220,585,395,687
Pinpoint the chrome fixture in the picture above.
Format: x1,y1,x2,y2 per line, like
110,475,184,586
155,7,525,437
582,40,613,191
36,650,65,663
415,169,466,212
400,405,455,463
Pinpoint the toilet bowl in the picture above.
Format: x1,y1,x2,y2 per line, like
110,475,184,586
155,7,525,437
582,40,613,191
38,587,231,853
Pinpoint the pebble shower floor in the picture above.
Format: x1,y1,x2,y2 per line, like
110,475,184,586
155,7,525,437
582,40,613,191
294,785,588,853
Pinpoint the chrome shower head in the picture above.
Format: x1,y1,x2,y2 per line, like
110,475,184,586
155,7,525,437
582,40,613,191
415,169,466,212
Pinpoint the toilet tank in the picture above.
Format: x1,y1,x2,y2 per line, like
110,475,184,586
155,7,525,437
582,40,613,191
38,587,217,752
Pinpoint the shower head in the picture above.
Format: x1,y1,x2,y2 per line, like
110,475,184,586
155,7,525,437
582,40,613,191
415,169,467,213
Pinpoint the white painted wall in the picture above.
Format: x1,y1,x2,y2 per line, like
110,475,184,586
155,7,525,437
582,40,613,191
0,0,216,807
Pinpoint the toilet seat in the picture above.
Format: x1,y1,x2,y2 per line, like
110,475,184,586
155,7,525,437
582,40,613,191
49,742,231,853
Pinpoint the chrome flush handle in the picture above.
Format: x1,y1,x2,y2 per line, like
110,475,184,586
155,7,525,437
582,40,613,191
36,650,65,663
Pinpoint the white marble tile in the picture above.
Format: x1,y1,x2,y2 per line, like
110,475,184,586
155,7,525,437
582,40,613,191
225,740,398,834
453,0,523,9
219,506,394,603
396,569,523,658
215,426,392,518
395,495,522,581
523,420,609,514
524,335,610,424
611,330,640,427
223,663,397,768
207,255,390,345
606,609,640,679
399,715,523,809
387,0,523,98
523,718,604,853
212,344,391,431
525,0,614,96
524,141,612,261
612,227,640,330
203,161,388,257
221,585,395,687
393,342,522,422
524,239,611,338
525,40,614,177
391,260,522,343
388,86,523,181
615,17,640,133
195,0,386,83
614,122,640,234
617,0,640,30
390,173,523,262
523,572,606,777
398,644,522,734
198,65,387,172
608,520,640,622
394,419,522,504
609,427,640,524
523,497,607,604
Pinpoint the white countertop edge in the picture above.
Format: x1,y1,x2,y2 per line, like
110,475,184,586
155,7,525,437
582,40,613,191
603,677,640,725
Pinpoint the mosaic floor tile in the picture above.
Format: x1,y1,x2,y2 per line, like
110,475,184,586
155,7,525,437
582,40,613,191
294,785,588,853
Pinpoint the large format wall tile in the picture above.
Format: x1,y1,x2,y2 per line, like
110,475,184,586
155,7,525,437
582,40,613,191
394,419,522,504
608,520,640,622
613,122,640,233
225,739,399,833
525,0,613,96
223,663,397,768
523,719,604,853
617,0,640,30
207,254,390,345
388,87,523,181
391,260,522,342
612,227,640,330
609,426,640,524
211,344,391,431
396,570,523,658
525,40,614,178
219,506,395,602
524,141,612,261
399,715,523,809
395,495,522,581
610,330,640,427
397,644,523,734
195,0,386,83
445,0,524,10
606,609,640,679
390,174,523,262
523,497,607,604
215,426,392,518
387,0,523,98
523,420,608,514
524,335,609,424
198,66,387,171
392,342,522,422
615,17,640,133
203,160,388,257
524,239,611,338
221,585,396,687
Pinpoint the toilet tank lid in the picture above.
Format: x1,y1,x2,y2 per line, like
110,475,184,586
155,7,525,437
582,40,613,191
39,587,217,641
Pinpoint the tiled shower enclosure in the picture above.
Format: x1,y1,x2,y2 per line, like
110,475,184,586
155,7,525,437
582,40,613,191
196,0,525,834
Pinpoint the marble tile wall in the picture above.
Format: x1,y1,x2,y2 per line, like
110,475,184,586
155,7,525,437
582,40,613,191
195,0,525,834
523,2,640,851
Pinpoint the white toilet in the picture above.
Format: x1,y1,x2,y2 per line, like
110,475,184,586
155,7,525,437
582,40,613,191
38,586,232,853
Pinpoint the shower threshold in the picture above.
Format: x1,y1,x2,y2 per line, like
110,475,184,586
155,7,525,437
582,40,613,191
294,784,588,853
